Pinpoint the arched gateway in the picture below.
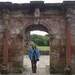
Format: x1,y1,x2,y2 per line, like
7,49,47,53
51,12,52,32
0,1,75,74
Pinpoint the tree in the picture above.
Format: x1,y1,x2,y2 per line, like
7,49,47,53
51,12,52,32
30,34,49,46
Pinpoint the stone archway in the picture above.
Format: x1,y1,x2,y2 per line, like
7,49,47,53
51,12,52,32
23,23,50,53
22,19,65,74
23,22,51,74
0,1,75,74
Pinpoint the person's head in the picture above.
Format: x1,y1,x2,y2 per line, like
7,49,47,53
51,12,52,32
32,43,36,49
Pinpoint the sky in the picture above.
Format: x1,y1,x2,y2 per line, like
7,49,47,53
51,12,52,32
0,0,71,35
0,0,64,3
30,30,48,36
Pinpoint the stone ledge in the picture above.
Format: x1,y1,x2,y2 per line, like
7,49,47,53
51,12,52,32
24,50,49,55
40,50,49,55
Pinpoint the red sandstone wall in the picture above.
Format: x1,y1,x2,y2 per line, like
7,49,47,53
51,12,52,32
70,10,75,73
0,19,4,71
0,7,66,73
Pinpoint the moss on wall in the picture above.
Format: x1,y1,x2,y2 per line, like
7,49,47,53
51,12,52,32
50,66,63,74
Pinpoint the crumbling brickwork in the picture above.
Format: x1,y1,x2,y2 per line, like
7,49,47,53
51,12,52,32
0,1,75,74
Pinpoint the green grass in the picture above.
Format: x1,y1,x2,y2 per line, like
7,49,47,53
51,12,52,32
37,46,50,51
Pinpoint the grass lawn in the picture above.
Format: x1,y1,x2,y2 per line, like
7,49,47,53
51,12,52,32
37,46,50,51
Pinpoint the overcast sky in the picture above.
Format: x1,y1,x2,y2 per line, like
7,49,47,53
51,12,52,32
0,0,64,3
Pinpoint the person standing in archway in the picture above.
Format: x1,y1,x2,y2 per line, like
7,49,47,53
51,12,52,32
29,44,40,73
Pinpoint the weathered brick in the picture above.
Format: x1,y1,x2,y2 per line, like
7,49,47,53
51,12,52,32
0,1,75,73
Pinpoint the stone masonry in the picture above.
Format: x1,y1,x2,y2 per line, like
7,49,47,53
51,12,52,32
0,1,75,74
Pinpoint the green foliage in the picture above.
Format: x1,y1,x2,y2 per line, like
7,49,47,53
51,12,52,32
30,34,49,46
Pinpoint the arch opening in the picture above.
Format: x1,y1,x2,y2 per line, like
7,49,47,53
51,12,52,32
23,24,50,73
25,24,49,33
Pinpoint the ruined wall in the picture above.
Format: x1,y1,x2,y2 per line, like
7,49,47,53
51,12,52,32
71,9,75,74
8,10,29,72
5,8,66,73
0,11,4,71
0,7,66,73
38,9,66,73
0,1,75,74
